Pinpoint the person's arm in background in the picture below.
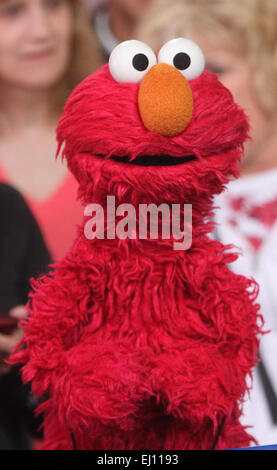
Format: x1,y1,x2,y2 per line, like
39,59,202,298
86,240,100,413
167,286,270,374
0,182,51,364
0,183,51,449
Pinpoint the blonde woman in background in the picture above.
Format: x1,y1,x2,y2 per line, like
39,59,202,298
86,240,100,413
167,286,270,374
137,0,277,446
0,0,99,262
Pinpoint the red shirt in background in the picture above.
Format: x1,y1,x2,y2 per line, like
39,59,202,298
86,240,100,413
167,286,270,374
0,165,83,262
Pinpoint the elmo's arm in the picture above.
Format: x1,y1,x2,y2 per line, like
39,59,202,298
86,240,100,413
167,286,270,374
149,251,262,425
10,260,147,441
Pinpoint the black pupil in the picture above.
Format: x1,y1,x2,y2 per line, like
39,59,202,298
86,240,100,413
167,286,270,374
132,53,149,72
173,52,191,70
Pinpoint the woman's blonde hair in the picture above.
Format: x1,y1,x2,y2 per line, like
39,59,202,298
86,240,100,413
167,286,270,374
137,0,277,115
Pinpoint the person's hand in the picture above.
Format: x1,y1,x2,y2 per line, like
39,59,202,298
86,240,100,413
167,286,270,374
9,304,28,320
0,304,28,374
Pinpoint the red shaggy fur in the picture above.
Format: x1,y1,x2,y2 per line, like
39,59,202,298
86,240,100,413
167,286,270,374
11,64,262,450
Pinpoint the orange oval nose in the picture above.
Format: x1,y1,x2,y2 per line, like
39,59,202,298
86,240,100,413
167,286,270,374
138,63,193,137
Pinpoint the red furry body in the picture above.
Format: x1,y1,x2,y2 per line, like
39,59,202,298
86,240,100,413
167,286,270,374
11,63,262,450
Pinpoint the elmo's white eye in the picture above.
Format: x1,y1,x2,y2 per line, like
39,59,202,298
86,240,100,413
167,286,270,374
109,40,157,83
158,38,205,80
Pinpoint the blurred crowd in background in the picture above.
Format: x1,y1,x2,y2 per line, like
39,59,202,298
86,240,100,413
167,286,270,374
0,0,276,450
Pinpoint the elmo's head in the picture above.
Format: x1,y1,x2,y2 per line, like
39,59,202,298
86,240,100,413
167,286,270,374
57,38,249,205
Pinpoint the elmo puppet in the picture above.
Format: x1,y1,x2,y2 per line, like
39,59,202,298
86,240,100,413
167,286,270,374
12,38,262,450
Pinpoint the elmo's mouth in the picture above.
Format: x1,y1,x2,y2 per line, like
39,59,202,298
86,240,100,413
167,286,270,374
98,154,196,167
